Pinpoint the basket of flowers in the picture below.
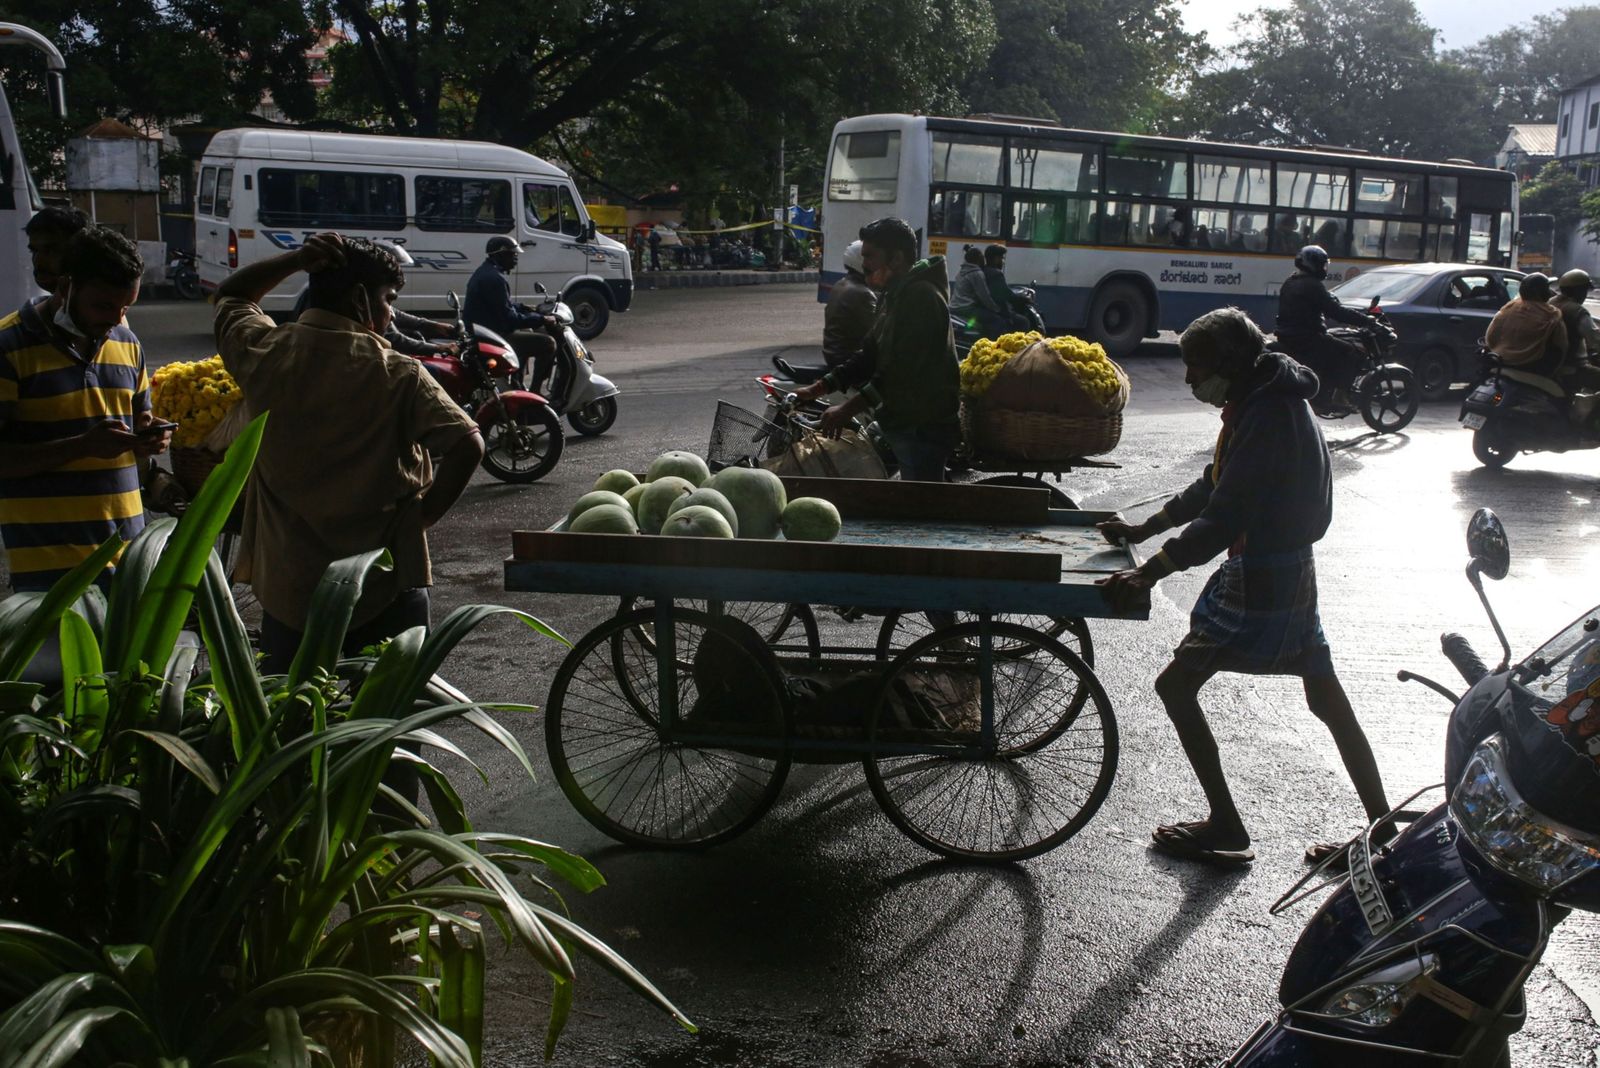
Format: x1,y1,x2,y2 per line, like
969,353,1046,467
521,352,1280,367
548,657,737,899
959,331,1130,462
151,355,248,495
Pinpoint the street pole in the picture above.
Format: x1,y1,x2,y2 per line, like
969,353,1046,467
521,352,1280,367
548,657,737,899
774,135,785,270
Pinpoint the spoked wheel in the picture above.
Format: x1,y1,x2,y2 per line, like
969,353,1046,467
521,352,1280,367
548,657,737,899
615,596,820,659
481,404,564,483
1358,366,1419,434
567,397,617,436
874,611,1093,668
1472,426,1515,468
972,474,1078,508
863,621,1118,862
545,608,792,848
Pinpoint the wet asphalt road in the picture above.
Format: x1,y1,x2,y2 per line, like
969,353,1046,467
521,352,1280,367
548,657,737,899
130,290,1599,1066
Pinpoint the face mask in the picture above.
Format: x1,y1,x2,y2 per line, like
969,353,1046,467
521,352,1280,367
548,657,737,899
1190,374,1230,408
51,283,88,339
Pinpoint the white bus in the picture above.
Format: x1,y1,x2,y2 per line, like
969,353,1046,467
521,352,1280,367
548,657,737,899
821,113,1520,356
196,129,633,339
0,23,67,312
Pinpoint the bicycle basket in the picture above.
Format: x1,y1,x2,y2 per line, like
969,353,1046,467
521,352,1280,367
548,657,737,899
707,401,794,470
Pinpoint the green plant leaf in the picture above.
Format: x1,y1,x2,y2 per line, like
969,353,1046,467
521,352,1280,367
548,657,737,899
455,834,604,894
436,922,484,1065
117,413,266,680
101,519,177,670
194,552,271,757
263,1005,313,1068
11,1005,143,1067
34,785,141,842
0,973,126,1066
125,731,223,795
542,976,571,1062
287,550,392,689
56,610,107,744
0,537,124,683
0,715,83,761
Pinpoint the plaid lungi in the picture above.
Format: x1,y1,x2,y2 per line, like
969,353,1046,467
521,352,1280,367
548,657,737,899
1173,547,1334,677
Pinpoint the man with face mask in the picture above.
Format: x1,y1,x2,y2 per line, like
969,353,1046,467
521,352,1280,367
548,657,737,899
1096,307,1390,869
213,232,483,673
463,236,559,395
0,224,169,592
23,205,89,303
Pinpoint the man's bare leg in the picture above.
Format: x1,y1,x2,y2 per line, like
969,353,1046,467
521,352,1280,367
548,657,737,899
1153,659,1250,850
1303,672,1390,826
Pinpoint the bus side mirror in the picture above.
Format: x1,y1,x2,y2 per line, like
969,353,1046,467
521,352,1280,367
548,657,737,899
46,70,66,119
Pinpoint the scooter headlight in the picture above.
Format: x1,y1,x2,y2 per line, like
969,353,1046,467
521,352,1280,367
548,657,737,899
1450,733,1600,894
1318,954,1439,1028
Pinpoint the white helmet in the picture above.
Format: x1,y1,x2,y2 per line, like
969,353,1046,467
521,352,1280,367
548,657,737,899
842,240,865,275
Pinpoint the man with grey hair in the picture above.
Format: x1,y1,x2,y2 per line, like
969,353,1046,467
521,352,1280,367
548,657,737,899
1097,307,1390,868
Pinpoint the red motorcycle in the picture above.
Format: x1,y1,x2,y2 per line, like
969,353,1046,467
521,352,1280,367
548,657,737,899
424,292,564,483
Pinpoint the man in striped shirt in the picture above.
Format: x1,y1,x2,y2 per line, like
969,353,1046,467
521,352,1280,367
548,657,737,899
0,225,172,591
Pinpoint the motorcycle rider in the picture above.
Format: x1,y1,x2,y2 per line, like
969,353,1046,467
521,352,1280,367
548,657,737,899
821,239,879,369
983,245,1029,331
1485,271,1566,378
463,236,560,394
1552,269,1600,393
1275,245,1382,410
949,244,1003,338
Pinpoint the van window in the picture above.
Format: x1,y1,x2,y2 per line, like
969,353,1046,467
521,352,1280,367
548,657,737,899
524,182,583,236
214,168,234,217
258,169,406,230
198,167,217,217
416,176,512,233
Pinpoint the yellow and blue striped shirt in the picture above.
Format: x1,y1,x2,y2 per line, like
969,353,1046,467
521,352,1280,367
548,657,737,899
0,298,150,590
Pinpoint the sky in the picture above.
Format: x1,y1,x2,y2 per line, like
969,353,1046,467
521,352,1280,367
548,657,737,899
1184,0,1523,51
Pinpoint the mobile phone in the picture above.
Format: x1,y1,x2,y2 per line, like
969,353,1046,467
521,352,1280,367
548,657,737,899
139,421,179,436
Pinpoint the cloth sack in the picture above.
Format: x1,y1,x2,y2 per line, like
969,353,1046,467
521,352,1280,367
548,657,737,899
980,339,1129,417
762,427,889,480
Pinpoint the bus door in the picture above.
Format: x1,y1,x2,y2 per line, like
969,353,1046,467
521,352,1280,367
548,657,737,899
1458,177,1515,266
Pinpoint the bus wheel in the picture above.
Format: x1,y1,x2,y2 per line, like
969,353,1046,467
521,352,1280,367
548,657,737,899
567,287,611,341
1088,281,1148,359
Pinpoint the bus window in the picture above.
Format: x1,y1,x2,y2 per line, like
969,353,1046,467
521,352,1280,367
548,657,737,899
415,176,511,233
1426,224,1456,261
1011,141,1098,194
198,166,217,217
1105,149,1187,199
1275,164,1350,212
1428,176,1458,219
1352,218,1423,260
1466,213,1492,262
932,133,1003,186
931,188,1001,237
828,130,900,202
1354,170,1423,216
1010,199,1064,244
1103,201,1190,247
1194,156,1270,205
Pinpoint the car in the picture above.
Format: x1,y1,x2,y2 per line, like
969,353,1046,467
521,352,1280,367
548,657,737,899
1329,262,1524,400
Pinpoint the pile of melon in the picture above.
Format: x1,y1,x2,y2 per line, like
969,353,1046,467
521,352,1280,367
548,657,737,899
567,450,841,542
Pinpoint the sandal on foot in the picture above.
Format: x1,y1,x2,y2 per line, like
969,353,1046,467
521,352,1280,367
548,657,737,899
1151,824,1254,867
1305,841,1351,871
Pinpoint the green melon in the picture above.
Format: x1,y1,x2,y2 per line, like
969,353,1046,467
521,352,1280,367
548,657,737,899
593,469,640,495
569,504,639,534
706,467,787,539
660,505,736,538
638,476,697,533
666,487,740,536
568,489,631,525
780,497,841,541
646,450,711,486
623,482,648,516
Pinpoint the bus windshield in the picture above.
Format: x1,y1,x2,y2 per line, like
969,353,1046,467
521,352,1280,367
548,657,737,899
827,130,901,203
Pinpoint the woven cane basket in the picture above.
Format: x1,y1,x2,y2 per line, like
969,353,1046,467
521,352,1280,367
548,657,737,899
962,397,1122,462
169,445,225,497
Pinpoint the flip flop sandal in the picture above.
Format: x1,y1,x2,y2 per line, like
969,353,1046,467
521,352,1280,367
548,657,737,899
1151,824,1255,867
1305,841,1352,871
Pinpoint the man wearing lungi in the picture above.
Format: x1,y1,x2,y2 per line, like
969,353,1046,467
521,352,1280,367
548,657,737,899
1097,307,1390,867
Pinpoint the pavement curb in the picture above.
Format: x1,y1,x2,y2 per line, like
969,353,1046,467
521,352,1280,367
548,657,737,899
638,269,818,290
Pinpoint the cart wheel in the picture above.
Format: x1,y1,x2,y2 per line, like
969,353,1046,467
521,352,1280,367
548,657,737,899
546,608,792,848
875,611,1093,668
972,474,1078,509
615,597,820,659
863,621,1117,862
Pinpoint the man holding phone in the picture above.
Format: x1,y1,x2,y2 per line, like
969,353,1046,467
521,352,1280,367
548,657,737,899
0,224,171,592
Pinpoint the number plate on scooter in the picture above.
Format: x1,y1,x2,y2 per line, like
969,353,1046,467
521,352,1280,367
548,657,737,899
1461,412,1487,430
1349,836,1394,936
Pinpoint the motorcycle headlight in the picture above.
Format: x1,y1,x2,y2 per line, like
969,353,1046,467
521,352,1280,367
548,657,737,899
1318,953,1439,1028
1450,733,1600,894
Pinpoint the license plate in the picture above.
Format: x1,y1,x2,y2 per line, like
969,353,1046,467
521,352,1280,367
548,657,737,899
1462,412,1487,430
1349,835,1394,936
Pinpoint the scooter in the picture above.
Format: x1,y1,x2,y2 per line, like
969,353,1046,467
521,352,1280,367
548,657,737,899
428,291,564,483
166,249,202,300
1275,299,1419,434
1229,508,1600,1067
755,354,896,471
1459,349,1600,469
518,283,621,436
951,281,1047,357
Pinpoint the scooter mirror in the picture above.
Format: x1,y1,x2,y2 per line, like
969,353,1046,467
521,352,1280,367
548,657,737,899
534,282,548,295
1467,508,1510,581
446,291,460,311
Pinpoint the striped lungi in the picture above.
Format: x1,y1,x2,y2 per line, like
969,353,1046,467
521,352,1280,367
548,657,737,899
1173,547,1334,677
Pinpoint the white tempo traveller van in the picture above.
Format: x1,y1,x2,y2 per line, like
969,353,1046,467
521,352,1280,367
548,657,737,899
194,129,632,338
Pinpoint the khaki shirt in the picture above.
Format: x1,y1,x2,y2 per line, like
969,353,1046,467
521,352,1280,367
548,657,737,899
215,298,477,628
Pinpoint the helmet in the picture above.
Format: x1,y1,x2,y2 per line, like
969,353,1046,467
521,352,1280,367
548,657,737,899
1560,268,1593,291
842,239,865,275
1521,272,1553,301
485,236,518,255
1294,245,1330,278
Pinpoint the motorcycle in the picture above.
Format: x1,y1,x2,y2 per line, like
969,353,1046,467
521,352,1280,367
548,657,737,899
166,249,202,301
1458,349,1600,469
755,354,896,471
1229,508,1600,1067
952,281,1047,357
428,291,564,483
1276,299,1419,434
517,283,621,437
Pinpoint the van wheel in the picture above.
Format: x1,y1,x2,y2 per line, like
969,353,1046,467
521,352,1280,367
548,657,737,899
566,287,610,340
1087,281,1149,359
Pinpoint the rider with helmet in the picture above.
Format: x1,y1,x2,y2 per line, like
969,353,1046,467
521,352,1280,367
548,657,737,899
821,239,879,369
1552,269,1600,392
1275,244,1384,409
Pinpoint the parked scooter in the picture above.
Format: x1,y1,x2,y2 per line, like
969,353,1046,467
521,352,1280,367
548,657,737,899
1459,348,1600,468
516,283,621,436
426,291,564,483
1275,299,1419,434
756,354,896,471
166,249,201,300
1229,508,1600,1067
